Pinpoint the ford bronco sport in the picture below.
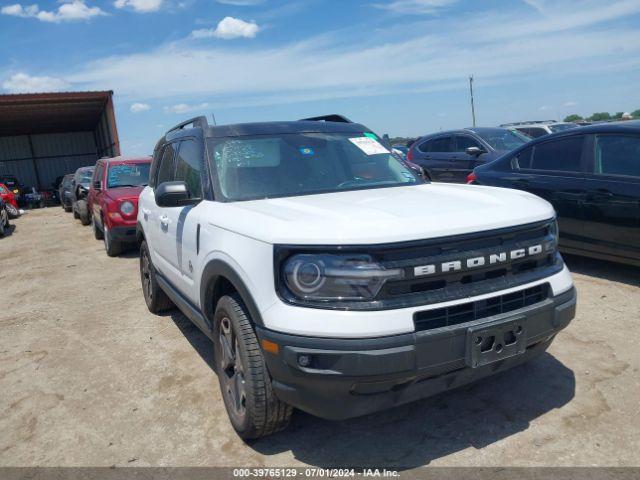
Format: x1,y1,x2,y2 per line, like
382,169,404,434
137,115,576,439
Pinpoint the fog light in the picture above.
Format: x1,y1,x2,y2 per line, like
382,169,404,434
298,355,311,367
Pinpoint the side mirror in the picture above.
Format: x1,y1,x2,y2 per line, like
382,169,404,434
465,146,485,156
155,181,200,208
92,181,101,190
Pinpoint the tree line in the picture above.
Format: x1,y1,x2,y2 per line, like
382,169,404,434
564,110,640,122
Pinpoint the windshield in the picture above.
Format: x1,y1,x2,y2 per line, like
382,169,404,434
107,163,150,188
549,123,578,133
76,170,94,184
473,129,527,151
208,132,421,201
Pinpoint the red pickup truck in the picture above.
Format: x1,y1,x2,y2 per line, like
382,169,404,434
88,156,151,256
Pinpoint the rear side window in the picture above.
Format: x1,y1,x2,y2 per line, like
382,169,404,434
156,143,177,185
528,128,548,138
594,135,640,178
174,140,203,198
529,136,583,172
513,147,533,169
420,136,452,153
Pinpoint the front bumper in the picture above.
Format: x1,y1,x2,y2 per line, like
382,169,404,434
109,224,138,243
257,287,576,420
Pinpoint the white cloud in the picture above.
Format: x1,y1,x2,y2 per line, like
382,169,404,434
563,101,577,107
1,1,106,22
114,0,163,13
163,102,209,114
2,73,69,93
538,105,551,111
192,16,259,39
130,102,151,113
372,0,458,15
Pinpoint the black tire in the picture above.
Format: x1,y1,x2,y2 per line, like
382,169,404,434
214,294,292,439
77,200,90,225
92,216,104,240
0,210,7,237
72,201,79,219
103,223,122,257
139,240,174,313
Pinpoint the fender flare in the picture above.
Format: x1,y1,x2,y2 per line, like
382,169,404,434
200,259,264,327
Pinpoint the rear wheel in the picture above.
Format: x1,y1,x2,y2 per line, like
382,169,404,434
0,209,8,236
214,294,292,439
103,223,122,257
72,201,79,219
139,240,173,313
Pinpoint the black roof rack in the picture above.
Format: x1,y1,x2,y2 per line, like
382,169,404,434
299,114,353,123
500,120,558,127
167,116,209,134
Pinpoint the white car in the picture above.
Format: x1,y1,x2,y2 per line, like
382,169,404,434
500,120,579,138
137,115,576,439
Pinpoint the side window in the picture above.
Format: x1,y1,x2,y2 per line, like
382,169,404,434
156,143,177,186
594,135,640,178
530,136,583,172
455,136,481,151
422,136,452,153
174,140,203,198
513,147,532,169
93,165,103,185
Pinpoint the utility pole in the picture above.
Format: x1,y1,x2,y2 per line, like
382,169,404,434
469,75,476,127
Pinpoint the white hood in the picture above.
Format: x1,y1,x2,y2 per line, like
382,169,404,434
208,183,555,245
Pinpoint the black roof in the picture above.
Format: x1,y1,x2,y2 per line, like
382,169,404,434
203,120,369,138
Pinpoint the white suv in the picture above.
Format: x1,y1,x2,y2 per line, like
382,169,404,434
137,115,576,439
500,120,579,138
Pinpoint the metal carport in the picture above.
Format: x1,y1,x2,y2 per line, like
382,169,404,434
0,91,120,190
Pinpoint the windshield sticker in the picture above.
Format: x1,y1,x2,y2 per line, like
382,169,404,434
349,136,389,155
299,147,314,155
363,132,378,139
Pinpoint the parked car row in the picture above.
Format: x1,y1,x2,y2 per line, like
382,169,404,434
60,157,152,257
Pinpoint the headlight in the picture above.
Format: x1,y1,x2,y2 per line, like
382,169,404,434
282,253,403,302
120,200,135,215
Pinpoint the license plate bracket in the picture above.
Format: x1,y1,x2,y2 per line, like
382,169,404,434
466,316,527,368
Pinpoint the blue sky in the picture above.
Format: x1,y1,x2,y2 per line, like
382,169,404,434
1,0,640,155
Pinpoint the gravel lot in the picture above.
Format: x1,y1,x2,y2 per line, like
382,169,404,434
1,208,639,469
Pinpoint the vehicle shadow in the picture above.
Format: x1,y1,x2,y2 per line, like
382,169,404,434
170,311,575,469
562,254,639,287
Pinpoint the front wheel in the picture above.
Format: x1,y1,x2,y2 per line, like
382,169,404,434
214,295,292,439
77,200,90,225
0,209,8,236
103,223,122,257
92,216,104,240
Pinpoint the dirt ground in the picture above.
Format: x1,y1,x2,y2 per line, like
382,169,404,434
0,207,639,469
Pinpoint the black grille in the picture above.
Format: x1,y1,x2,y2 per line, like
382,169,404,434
414,283,550,332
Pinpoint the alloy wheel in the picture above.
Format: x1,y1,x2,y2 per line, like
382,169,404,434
219,317,247,419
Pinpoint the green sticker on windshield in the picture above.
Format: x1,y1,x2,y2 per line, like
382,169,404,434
363,132,378,139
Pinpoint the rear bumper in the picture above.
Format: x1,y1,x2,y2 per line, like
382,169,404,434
257,287,576,420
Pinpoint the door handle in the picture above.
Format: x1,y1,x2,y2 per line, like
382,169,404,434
159,214,171,226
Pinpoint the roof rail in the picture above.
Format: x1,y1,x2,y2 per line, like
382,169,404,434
167,116,209,134
500,120,558,127
299,114,353,123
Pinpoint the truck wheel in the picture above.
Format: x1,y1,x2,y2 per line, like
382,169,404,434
103,224,122,257
77,200,90,225
73,202,79,219
214,294,292,439
140,240,174,313
92,216,104,240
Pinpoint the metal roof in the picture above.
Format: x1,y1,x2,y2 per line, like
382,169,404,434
0,91,114,136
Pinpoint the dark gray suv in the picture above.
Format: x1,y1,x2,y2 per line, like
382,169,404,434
407,127,528,183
